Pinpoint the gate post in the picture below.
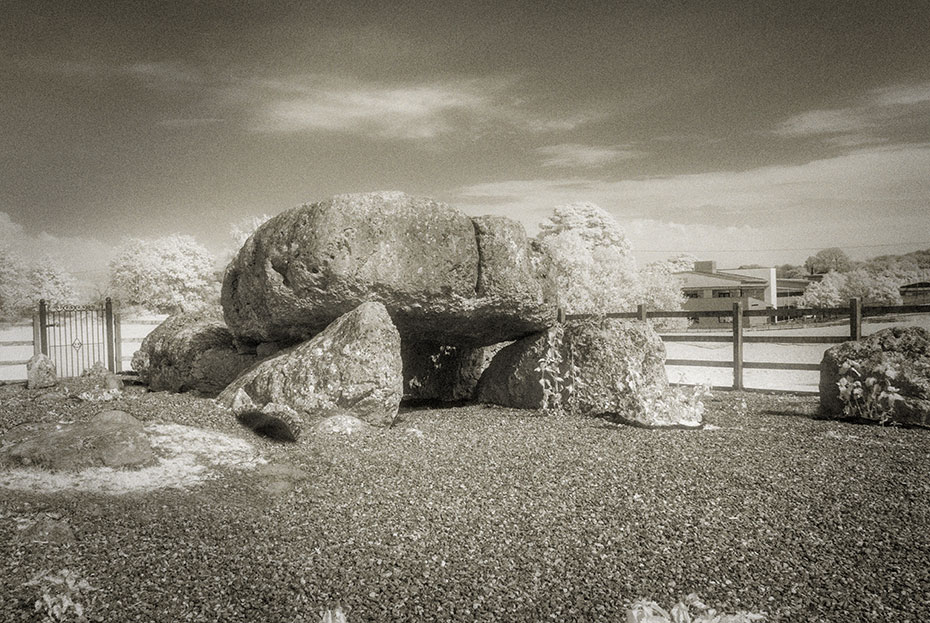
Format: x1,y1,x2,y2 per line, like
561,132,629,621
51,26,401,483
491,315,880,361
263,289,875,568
849,297,862,341
105,298,115,372
38,299,49,356
732,302,744,390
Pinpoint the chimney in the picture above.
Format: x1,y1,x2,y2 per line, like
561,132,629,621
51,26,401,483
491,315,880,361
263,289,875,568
694,260,716,273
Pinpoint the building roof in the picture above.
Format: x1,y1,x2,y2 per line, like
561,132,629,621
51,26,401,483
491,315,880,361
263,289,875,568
674,270,768,290
901,281,930,290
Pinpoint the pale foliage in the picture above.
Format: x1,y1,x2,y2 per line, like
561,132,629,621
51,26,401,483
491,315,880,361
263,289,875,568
799,267,921,307
229,214,272,248
537,202,683,315
0,246,77,320
797,271,846,307
108,235,218,314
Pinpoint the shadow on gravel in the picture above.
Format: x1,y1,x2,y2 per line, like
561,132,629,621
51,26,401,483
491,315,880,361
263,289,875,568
236,410,297,442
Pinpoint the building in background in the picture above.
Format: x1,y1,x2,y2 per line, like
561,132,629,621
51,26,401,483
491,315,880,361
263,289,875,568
673,261,809,327
900,282,930,304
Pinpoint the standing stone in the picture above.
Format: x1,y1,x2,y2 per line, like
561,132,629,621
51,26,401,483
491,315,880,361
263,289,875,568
820,326,930,427
26,354,57,389
132,309,258,394
219,302,403,427
477,318,699,428
221,191,558,347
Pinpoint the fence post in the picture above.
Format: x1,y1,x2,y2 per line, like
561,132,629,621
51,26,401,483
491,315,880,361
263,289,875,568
557,307,566,324
637,304,647,322
732,302,744,390
38,299,49,356
849,297,862,340
113,308,123,373
104,298,115,372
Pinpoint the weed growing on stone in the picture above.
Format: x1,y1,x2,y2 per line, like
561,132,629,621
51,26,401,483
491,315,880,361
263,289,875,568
23,568,95,622
627,593,765,622
836,359,903,425
535,325,583,413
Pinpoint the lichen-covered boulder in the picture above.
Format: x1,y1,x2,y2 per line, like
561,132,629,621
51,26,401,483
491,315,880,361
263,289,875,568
26,354,57,389
218,302,403,427
221,191,557,347
820,326,930,427
477,318,699,428
132,309,258,394
0,410,153,470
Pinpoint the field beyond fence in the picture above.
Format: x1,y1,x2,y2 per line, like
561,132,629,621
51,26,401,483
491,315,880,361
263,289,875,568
3,300,930,393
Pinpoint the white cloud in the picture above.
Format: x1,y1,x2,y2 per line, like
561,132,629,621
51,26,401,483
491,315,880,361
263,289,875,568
450,144,930,264
537,143,641,168
774,80,930,140
774,109,872,137
256,75,597,140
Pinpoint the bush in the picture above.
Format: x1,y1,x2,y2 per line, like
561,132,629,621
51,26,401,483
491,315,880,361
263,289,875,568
108,235,219,314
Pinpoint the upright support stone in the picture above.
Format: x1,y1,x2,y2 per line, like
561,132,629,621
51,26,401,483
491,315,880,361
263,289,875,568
849,297,862,341
732,302,744,390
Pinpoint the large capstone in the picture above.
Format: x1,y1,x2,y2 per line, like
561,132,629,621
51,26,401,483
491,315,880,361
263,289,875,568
218,302,403,427
132,309,258,394
820,326,930,427
476,318,700,428
221,191,558,347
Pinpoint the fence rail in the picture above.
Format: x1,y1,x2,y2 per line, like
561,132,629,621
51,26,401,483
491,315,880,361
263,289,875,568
568,298,930,393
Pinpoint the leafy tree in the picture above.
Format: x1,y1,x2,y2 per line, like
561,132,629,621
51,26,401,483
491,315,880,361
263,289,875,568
108,235,218,313
776,263,806,279
798,271,847,307
664,253,698,273
537,202,683,315
842,269,903,305
804,247,852,274
0,245,77,320
229,214,272,249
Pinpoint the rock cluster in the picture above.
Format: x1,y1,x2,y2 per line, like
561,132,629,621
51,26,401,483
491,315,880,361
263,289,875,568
116,191,690,436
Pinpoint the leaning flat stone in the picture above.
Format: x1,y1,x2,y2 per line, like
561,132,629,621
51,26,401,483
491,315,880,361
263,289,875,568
219,301,403,427
0,410,154,471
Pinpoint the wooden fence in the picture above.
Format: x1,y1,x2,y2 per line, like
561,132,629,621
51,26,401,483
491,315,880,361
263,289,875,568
565,298,930,393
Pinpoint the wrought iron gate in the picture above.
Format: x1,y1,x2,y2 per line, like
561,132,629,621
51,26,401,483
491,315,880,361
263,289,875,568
36,298,119,378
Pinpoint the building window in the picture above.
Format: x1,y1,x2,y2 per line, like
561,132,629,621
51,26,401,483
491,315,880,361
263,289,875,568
713,290,731,298
685,291,701,299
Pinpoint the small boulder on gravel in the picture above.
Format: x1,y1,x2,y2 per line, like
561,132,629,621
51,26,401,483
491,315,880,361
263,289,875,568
26,354,57,389
0,410,154,470
132,309,258,394
219,302,403,427
221,191,558,347
820,326,930,427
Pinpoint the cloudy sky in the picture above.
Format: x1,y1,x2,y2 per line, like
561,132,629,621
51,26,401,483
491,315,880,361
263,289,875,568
2,0,929,284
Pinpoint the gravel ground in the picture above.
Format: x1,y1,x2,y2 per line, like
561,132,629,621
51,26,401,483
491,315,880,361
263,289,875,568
1,383,929,622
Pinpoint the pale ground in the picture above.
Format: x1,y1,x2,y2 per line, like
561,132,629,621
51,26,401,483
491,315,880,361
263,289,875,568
665,313,930,392
0,423,265,494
